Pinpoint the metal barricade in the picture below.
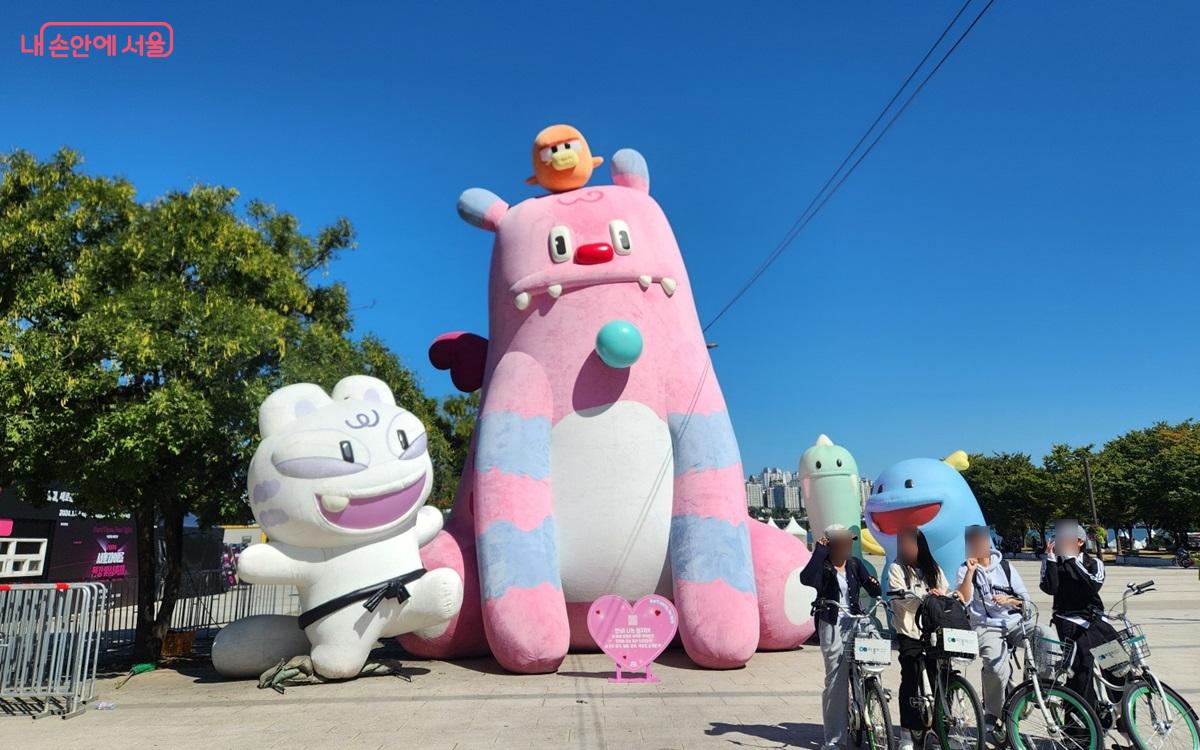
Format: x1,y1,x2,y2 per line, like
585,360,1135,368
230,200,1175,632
0,582,106,719
95,571,300,660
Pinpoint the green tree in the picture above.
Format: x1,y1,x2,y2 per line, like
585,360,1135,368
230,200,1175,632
1096,422,1200,546
1042,444,1097,529
964,452,1042,544
431,391,480,506
0,149,468,659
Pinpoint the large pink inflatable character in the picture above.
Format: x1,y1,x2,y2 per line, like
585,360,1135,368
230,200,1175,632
403,143,815,673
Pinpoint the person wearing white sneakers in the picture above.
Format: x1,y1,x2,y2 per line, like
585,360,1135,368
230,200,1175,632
800,524,882,750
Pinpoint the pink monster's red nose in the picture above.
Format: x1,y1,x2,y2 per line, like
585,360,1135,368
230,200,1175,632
575,242,614,265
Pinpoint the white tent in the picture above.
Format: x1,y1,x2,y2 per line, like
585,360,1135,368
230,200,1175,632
783,517,806,538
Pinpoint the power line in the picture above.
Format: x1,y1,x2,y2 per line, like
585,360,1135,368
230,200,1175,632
703,0,997,333
612,2,999,590
716,0,974,310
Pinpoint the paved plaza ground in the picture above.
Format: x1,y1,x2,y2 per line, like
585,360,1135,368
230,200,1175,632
5,560,1199,749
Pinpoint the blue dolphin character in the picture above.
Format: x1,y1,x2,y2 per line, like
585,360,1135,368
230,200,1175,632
864,451,984,581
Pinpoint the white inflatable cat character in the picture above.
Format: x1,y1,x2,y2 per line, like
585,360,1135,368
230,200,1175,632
234,375,463,679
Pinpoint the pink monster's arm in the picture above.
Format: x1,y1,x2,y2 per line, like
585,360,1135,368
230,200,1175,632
429,331,488,393
665,364,760,668
472,351,569,673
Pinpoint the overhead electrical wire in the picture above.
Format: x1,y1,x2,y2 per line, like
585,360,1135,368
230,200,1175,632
702,0,997,333
602,1,1000,590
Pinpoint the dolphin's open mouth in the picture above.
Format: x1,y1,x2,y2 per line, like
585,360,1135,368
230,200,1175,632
870,502,942,536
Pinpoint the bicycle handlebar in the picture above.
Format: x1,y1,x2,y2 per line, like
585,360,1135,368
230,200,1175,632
814,597,888,618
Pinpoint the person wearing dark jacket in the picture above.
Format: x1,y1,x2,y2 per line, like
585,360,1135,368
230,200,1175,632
1040,521,1118,710
800,524,882,750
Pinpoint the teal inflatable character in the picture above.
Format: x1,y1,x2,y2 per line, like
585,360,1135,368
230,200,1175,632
864,451,984,580
798,435,879,609
799,434,864,546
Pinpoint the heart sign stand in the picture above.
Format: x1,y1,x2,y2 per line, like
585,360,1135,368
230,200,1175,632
586,594,678,683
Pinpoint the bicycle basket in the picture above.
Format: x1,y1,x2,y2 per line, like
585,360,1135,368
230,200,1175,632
934,627,978,660
1117,624,1150,665
1032,635,1067,679
853,637,892,669
1090,638,1131,676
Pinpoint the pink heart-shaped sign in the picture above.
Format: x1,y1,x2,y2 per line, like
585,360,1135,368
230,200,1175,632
586,594,678,672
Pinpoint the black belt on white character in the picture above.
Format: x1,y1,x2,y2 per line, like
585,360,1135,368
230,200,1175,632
297,568,428,631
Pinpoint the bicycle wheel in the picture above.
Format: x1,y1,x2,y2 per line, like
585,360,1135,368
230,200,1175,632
936,673,984,750
864,680,897,750
1004,681,1102,750
1122,679,1200,750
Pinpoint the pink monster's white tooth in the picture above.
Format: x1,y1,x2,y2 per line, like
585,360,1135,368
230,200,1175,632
514,292,530,310
638,275,652,289
547,284,562,298
661,277,677,296
320,494,349,513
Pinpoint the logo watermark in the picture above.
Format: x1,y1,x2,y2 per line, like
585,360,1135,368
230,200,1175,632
20,21,174,59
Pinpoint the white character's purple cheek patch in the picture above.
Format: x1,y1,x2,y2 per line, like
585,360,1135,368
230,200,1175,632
251,479,281,504
258,508,289,529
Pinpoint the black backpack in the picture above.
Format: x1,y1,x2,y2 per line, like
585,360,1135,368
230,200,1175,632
916,594,971,637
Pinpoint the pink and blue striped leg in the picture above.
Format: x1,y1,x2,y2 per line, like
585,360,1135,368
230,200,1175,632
399,450,490,659
473,352,569,673
668,408,760,668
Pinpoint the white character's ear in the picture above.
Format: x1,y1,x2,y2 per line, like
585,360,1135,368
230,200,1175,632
260,383,331,438
331,375,396,406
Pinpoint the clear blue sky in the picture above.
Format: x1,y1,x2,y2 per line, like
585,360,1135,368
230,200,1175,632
4,2,1198,479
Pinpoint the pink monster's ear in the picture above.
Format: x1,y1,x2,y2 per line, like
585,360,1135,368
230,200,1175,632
457,188,508,233
611,149,650,194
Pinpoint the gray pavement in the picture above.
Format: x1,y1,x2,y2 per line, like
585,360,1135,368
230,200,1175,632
5,560,1198,749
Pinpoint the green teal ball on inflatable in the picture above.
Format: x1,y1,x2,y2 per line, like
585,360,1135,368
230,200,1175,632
595,320,643,368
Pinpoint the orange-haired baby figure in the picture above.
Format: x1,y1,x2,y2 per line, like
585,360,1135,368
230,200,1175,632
526,124,603,192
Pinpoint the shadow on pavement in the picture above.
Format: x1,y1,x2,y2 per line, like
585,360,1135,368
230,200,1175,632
705,721,823,748
168,655,431,685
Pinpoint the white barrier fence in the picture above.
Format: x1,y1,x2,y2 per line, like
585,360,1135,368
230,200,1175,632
0,582,105,719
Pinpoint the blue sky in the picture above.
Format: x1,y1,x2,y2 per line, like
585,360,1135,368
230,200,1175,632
3,2,1198,479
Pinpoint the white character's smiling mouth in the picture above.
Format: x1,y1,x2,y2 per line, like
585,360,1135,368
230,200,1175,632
316,472,427,530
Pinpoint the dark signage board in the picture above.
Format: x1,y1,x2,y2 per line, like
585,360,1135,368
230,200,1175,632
45,517,138,582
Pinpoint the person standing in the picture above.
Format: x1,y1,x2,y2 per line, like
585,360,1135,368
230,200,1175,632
955,524,1038,738
888,528,952,750
801,524,882,750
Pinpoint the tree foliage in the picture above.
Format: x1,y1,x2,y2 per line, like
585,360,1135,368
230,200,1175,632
0,149,474,659
964,421,1200,547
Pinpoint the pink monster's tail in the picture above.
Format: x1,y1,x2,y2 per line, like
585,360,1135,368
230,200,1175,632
749,518,817,649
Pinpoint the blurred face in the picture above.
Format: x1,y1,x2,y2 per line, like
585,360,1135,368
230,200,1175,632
1055,535,1083,556
829,536,853,561
1053,521,1083,556
967,532,990,559
898,532,919,564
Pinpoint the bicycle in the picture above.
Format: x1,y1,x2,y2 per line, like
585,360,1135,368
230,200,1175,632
816,598,897,750
1059,580,1199,750
999,599,1103,750
894,592,986,750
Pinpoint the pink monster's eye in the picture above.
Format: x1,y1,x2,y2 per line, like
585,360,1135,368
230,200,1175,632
609,220,633,255
549,226,573,263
